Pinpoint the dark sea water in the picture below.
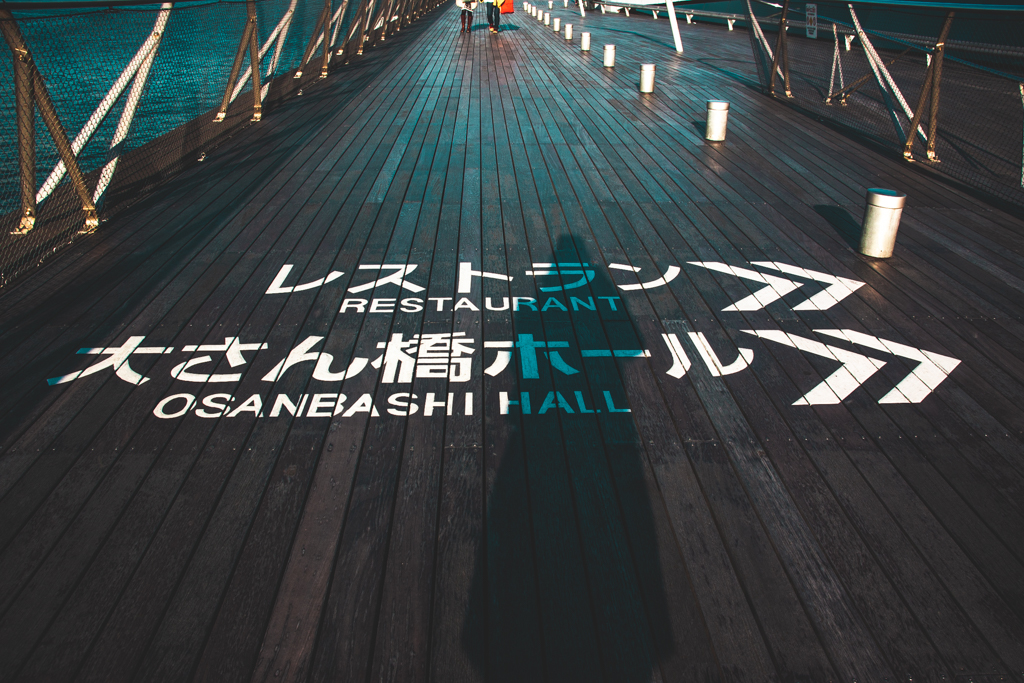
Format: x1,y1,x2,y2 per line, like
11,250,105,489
0,0,335,213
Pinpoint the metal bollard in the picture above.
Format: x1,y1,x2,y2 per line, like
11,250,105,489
640,64,655,93
859,189,907,258
565,23,573,39
705,100,729,141
581,32,591,50
549,0,553,7
544,11,550,25
603,44,615,67
553,17,560,31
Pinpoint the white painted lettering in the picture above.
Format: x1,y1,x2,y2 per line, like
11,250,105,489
400,298,424,312
196,393,233,418
538,391,574,414
387,393,419,416
570,296,596,311
154,393,195,419
424,392,453,416
454,297,480,311
499,391,531,414
340,298,368,313
228,393,263,417
428,297,452,311
370,298,396,313
541,297,568,312
270,393,308,417
307,393,338,417
603,391,630,412
332,394,348,416
485,297,510,311
513,297,537,311
343,393,379,417
574,391,596,413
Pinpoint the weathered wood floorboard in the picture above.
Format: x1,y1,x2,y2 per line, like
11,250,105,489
1,4,1023,682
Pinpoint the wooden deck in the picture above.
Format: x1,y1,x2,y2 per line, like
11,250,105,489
2,4,1024,681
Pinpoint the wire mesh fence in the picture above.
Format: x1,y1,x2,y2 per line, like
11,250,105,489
744,0,1024,211
0,0,435,287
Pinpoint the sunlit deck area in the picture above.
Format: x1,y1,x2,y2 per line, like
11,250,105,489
2,3,1024,681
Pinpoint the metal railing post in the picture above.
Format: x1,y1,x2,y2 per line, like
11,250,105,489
296,0,330,75
247,0,262,117
321,0,331,77
12,29,35,233
769,0,792,97
1,9,97,234
216,0,261,122
925,12,952,161
903,12,953,161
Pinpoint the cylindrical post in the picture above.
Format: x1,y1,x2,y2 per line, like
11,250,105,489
603,44,615,67
859,189,906,258
548,0,553,7
553,17,560,31
565,23,572,39
544,11,550,25
640,64,655,93
581,32,590,50
705,100,729,141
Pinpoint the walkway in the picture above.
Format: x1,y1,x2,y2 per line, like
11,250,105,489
2,3,1024,682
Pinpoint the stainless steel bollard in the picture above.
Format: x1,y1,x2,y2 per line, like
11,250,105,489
705,100,729,141
603,44,615,67
553,17,560,31
581,32,590,50
859,189,907,258
565,23,572,39
640,64,655,93
544,11,550,25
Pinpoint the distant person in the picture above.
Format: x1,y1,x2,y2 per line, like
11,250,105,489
486,0,502,33
458,0,477,32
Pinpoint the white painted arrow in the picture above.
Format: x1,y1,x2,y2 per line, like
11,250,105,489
266,264,344,294
742,329,887,405
688,262,804,311
751,262,865,311
814,329,960,403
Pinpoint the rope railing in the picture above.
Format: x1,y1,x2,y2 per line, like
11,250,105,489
0,0,445,287
589,0,1023,209
741,0,1024,208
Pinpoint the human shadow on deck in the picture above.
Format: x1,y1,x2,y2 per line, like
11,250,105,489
462,236,672,683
